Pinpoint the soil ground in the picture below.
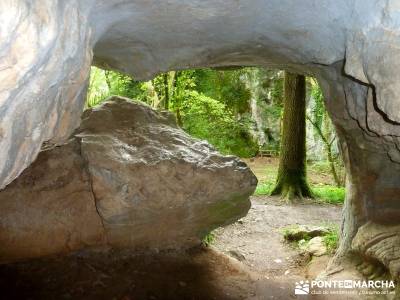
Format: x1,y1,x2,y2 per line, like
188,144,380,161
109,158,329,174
0,158,348,300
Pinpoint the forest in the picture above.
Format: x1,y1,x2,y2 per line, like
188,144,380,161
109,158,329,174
87,67,345,204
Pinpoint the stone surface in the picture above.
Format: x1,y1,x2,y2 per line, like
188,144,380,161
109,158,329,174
77,97,256,249
0,140,105,263
0,98,256,262
352,222,400,279
283,225,331,242
307,237,328,257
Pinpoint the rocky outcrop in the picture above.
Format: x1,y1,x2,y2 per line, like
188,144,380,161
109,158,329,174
0,98,256,262
352,222,400,279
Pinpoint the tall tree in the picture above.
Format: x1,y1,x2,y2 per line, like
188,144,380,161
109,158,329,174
271,72,313,200
163,73,170,110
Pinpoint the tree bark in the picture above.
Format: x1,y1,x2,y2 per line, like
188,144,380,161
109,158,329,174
271,72,313,200
163,73,170,110
307,115,342,187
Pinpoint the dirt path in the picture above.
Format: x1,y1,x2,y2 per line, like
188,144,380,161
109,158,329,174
212,196,342,277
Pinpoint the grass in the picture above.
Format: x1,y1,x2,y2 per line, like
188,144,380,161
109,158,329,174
202,232,216,247
254,181,345,204
312,184,345,204
254,181,275,196
323,227,339,254
281,225,312,242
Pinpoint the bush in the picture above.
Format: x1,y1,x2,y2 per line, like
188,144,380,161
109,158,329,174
182,91,258,157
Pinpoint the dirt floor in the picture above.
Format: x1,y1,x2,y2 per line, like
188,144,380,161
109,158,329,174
212,196,341,278
0,158,348,300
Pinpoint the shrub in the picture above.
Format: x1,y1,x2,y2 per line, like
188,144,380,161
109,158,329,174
182,91,258,157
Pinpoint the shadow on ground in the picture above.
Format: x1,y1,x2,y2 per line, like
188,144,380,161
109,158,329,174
0,246,299,300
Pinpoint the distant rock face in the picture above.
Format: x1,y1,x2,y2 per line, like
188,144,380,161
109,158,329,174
0,98,256,262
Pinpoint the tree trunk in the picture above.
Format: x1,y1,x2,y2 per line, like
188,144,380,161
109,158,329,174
163,73,170,110
307,115,342,187
176,107,183,127
104,70,112,91
271,72,313,200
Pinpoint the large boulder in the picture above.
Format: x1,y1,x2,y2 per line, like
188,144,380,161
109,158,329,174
0,98,256,262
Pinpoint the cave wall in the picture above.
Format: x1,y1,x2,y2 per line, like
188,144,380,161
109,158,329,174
1,0,400,272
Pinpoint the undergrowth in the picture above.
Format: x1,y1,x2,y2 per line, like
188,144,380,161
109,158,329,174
202,232,216,247
323,228,339,254
255,181,345,204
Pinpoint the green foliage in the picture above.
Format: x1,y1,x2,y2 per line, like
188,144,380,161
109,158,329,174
181,91,258,157
202,232,216,247
87,67,143,108
193,69,251,115
254,180,344,204
281,226,312,242
323,228,339,254
254,181,275,196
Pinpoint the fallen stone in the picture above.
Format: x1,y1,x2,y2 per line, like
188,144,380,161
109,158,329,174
77,98,257,249
307,237,328,257
228,250,246,262
0,98,257,262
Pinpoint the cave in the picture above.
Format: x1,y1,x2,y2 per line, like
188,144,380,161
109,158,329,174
1,0,400,298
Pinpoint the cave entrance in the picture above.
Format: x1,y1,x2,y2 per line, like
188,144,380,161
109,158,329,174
2,1,400,297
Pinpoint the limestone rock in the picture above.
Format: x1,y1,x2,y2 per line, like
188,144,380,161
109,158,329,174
352,222,400,279
307,237,327,257
77,97,256,249
0,140,105,263
0,98,256,262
